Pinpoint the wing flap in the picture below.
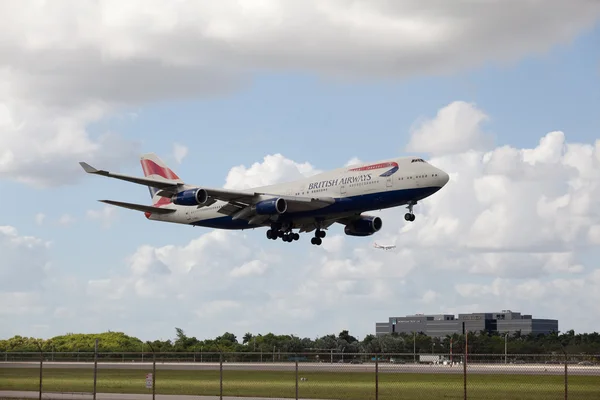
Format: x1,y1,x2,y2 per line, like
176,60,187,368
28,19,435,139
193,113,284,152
203,188,256,204
218,203,244,216
99,200,176,215
283,196,335,212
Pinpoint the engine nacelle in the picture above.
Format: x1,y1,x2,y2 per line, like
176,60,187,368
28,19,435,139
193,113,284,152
344,216,383,236
171,188,209,206
255,197,287,215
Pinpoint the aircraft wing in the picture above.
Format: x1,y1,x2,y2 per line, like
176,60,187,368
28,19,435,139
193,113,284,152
99,200,176,214
80,161,335,218
80,162,183,196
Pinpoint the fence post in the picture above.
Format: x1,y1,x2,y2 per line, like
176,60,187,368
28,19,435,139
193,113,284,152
219,352,223,400
38,348,43,400
295,359,299,400
463,324,467,400
564,353,568,400
145,342,156,400
152,351,156,400
93,339,98,400
375,357,379,400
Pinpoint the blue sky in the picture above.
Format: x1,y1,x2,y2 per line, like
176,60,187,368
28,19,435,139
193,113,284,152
1,1,600,341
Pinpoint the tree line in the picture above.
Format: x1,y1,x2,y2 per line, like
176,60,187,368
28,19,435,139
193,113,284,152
2,328,600,355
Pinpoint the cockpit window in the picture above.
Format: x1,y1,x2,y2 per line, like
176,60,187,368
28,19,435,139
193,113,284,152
411,158,426,163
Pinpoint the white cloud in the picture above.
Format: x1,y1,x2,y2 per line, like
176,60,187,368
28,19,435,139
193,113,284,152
345,157,362,167
406,101,493,156
1,1,598,188
3,97,600,340
1,1,598,106
58,214,76,227
173,143,188,164
0,292,45,316
321,234,345,253
86,206,118,229
0,100,140,187
224,154,320,189
230,260,269,278
35,213,45,226
0,226,50,298
420,290,439,305
196,300,241,319
589,225,600,244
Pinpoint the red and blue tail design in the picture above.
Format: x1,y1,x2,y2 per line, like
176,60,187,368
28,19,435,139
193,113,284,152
349,161,399,177
140,153,183,207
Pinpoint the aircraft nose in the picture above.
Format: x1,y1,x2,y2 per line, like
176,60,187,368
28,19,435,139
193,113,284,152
438,169,449,186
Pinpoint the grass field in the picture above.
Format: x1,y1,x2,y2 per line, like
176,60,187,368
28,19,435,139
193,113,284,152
1,368,600,400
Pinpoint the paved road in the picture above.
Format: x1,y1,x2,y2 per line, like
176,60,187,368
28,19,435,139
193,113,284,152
0,390,325,400
1,361,599,376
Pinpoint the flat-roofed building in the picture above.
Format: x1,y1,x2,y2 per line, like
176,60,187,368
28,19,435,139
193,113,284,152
375,310,558,338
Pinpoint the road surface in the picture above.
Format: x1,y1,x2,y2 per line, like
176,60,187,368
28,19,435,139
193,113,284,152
0,390,326,400
1,361,599,376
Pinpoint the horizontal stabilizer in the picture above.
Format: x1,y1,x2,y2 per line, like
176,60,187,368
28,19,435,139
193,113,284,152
99,200,176,215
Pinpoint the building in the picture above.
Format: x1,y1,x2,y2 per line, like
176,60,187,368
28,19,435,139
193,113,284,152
375,310,558,338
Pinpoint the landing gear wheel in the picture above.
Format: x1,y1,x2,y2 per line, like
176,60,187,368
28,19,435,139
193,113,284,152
317,230,326,238
405,202,416,222
293,233,300,241
311,237,322,245
266,229,274,239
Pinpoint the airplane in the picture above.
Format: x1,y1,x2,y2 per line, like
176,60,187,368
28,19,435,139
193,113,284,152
373,242,396,250
79,153,449,246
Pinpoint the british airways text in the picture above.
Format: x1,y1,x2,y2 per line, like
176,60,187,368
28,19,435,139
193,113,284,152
308,174,372,190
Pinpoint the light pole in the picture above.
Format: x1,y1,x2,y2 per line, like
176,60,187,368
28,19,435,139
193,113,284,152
504,333,508,364
413,332,416,363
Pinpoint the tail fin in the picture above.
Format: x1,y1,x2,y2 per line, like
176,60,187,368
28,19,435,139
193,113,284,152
140,153,183,206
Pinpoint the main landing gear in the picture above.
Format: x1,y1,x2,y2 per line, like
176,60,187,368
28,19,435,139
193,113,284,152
266,225,326,245
266,228,299,242
310,229,326,246
404,201,416,222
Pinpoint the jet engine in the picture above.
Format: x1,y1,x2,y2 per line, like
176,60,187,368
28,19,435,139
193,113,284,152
172,188,209,206
344,216,383,236
255,197,287,215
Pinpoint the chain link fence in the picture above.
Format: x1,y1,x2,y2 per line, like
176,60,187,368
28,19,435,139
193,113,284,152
1,350,599,399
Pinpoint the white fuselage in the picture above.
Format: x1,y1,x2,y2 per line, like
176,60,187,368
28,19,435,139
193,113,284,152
148,156,448,230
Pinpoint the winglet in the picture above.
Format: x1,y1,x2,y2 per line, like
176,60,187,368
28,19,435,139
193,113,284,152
79,162,99,174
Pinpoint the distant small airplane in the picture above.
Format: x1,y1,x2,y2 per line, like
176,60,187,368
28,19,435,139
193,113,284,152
373,242,396,250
